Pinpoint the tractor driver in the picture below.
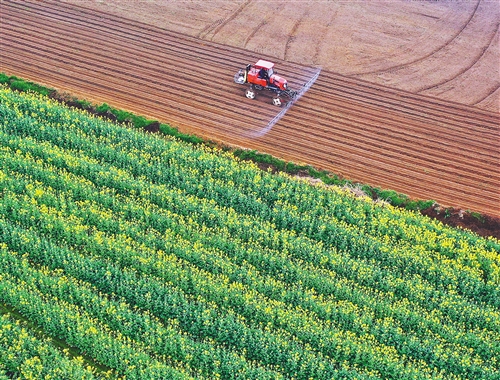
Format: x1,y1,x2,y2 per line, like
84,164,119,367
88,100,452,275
259,68,269,82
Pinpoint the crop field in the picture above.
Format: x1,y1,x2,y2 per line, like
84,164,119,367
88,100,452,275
1,87,499,379
1,0,499,217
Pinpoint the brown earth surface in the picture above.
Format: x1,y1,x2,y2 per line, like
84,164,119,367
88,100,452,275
1,0,499,237
62,0,500,113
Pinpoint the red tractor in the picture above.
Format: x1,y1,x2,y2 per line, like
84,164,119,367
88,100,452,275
234,60,297,106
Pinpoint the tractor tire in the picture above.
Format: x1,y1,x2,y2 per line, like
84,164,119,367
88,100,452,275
272,97,282,107
245,88,256,99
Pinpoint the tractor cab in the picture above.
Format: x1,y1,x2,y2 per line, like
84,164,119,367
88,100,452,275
247,60,275,87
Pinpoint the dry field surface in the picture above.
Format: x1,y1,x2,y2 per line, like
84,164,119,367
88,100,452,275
1,0,499,217
62,0,500,113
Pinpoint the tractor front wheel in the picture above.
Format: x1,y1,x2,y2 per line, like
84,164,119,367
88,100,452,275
245,87,256,99
272,97,282,107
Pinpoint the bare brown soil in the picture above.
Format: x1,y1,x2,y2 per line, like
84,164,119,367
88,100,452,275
62,0,500,114
1,0,499,237
421,206,500,240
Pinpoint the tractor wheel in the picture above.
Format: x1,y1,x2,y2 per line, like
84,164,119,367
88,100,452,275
272,97,282,107
245,88,256,99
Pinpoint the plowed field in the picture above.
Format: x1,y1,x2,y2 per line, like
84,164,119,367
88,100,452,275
1,0,499,217
61,0,500,114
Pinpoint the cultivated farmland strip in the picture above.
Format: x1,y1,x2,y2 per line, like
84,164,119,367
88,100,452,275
1,0,498,216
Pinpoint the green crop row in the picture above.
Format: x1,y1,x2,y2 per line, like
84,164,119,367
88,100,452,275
0,87,499,379
0,311,100,380
0,73,441,212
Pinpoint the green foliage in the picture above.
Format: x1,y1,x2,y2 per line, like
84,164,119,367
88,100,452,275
0,73,447,213
159,123,203,144
0,313,98,379
471,211,485,223
9,80,31,93
76,99,92,110
0,73,9,85
283,161,305,175
110,108,133,122
0,86,499,380
304,167,346,187
94,102,111,114
8,79,52,96
130,115,151,129
0,73,53,96
405,199,435,211
234,149,286,171
159,122,182,138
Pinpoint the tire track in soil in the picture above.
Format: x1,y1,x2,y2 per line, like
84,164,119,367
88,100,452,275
419,25,500,92
352,0,482,76
200,0,253,41
312,10,338,65
284,9,308,61
475,86,500,108
1,0,499,216
242,3,286,51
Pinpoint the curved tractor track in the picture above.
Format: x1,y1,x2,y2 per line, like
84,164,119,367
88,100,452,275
1,0,499,217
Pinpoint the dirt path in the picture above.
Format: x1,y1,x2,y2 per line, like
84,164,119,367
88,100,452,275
1,0,499,217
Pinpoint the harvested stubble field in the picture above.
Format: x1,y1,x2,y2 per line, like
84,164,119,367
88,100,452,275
1,0,499,221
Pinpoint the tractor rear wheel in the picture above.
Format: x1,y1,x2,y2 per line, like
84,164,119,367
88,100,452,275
272,97,282,107
245,87,256,99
